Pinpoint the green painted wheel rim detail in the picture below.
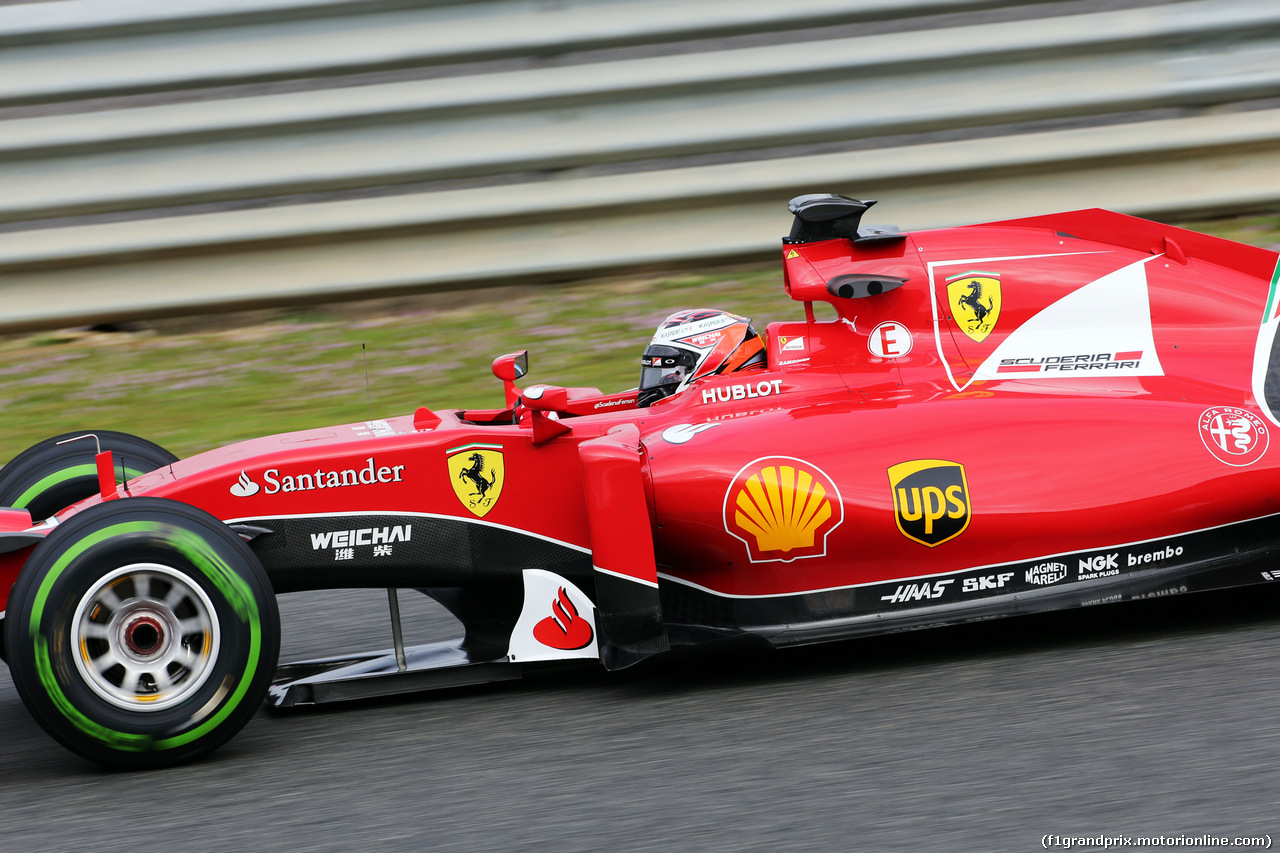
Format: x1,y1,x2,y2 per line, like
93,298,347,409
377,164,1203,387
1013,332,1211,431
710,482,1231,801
28,520,263,753
13,464,151,509
156,528,262,750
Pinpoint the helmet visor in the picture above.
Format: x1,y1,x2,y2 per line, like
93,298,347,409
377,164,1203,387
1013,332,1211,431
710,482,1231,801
639,345,699,393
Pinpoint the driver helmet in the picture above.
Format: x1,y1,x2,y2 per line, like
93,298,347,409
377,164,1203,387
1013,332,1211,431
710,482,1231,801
637,309,765,407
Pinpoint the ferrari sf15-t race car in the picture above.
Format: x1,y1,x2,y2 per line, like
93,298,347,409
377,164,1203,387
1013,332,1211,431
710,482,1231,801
1,194,1278,768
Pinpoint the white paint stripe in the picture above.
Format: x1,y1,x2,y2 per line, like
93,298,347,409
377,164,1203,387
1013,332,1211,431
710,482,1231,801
658,509,1280,600
1251,256,1280,428
593,565,659,589
1251,322,1280,427
971,254,1164,381
221,510,590,553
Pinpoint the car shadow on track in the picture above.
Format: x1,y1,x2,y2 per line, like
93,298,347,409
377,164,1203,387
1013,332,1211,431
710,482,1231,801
633,583,1280,689
280,581,1280,712
7,583,1279,775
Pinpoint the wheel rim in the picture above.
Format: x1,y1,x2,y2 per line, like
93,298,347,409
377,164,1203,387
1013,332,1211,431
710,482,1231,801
71,563,222,712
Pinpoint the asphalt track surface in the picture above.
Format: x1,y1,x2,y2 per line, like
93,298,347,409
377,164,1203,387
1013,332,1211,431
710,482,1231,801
2,582,1280,852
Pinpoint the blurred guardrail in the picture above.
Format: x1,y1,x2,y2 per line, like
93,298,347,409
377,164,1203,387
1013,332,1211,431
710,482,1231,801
1,0,1279,329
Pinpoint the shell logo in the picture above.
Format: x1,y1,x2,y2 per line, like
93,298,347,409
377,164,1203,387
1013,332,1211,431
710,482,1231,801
723,456,843,563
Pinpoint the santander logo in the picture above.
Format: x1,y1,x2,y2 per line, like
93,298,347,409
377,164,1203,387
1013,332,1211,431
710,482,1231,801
229,471,260,497
507,571,598,663
532,587,594,650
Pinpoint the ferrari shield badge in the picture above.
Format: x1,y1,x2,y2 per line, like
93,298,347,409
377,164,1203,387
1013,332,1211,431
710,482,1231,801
946,272,1002,343
723,456,843,563
888,459,971,547
447,443,505,517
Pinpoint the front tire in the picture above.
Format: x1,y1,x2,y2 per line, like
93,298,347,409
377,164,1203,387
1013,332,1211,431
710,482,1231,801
5,497,280,769
0,430,178,521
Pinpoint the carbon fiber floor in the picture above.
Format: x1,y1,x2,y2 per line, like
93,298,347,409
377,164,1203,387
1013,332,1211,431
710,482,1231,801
0,583,1277,852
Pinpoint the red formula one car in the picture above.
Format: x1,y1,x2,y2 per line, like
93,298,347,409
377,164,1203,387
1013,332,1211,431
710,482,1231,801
1,194,1278,767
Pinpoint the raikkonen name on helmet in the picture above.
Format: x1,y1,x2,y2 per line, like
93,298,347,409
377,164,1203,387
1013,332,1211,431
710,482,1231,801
637,309,767,407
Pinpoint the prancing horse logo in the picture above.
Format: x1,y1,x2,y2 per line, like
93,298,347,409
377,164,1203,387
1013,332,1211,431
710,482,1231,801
946,272,1003,343
458,453,496,497
447,443,505,517
958,281,991,326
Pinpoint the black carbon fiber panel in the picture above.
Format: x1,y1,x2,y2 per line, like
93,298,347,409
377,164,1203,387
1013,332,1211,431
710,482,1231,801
244,514,591,592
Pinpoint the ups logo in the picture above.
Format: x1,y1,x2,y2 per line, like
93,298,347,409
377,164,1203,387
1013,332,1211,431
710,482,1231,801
888,460,971,547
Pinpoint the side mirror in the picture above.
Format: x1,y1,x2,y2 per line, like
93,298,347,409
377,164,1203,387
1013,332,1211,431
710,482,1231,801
492,351,529,406
492,350,528,382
